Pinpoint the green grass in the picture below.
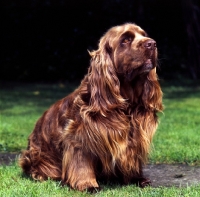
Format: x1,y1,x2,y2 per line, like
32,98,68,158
0,80,200,196
0,163,200,197
0,82,76,152
150,82,200,165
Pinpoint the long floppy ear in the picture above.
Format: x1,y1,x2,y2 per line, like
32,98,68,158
143,67,163,111
87,42,126,116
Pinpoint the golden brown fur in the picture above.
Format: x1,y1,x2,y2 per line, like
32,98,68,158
19,23,163,191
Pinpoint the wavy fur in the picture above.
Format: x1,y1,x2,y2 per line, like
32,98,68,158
19,23,163,191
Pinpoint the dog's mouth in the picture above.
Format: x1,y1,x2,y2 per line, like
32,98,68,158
124,58,156,81
143,59,154,72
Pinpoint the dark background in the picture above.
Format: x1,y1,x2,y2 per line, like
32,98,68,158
1,0,200,82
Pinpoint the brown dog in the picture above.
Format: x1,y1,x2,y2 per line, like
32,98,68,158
19,23,163,192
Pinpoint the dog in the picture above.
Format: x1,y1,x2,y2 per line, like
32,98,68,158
19,23,163,192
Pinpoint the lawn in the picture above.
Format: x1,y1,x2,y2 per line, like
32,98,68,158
0,80,200,196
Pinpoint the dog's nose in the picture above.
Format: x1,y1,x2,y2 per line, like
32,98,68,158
144,40,157,50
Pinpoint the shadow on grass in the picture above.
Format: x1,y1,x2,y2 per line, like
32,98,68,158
160,79,200,99
1,80,200,108
0,81,78,112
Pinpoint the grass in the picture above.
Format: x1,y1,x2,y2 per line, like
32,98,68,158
150,81,200,165
0,81,76,152
0,80,200,196
0,163,200,197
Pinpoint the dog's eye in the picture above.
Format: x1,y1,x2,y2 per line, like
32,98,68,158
122,37,132,44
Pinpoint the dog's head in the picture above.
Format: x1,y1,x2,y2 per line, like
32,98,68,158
86,23,162,115
98,23,157,81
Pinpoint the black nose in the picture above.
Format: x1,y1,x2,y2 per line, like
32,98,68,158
144,39,157,50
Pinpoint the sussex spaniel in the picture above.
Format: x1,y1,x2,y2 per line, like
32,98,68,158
19,23,163,192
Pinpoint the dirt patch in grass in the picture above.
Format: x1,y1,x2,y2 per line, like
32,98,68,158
144,164,200,187
0,153,19,166
1,152,200,187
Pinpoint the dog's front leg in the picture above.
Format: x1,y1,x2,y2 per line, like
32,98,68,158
62,146,99,192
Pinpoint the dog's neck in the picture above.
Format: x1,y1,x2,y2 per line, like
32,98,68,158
119,74,148,104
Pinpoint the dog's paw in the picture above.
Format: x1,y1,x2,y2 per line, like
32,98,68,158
138,178,152,188
86,186,102,193
74,179,100,192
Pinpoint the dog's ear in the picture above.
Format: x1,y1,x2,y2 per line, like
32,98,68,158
142,68,163,112
105,42,112,54
87,42,126,116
